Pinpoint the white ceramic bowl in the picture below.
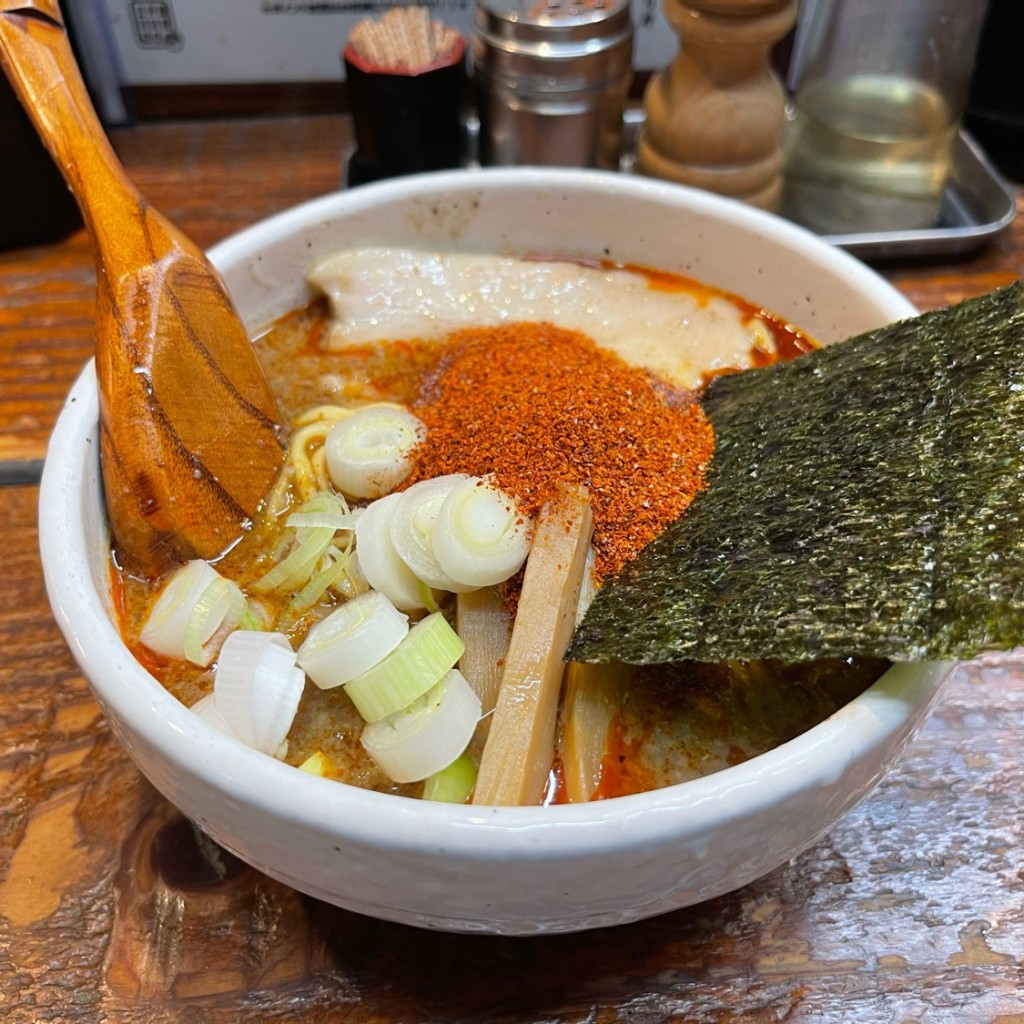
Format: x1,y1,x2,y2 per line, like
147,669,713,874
39,169,955,935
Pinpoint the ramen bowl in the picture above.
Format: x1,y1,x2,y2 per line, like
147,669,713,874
39,169,954,935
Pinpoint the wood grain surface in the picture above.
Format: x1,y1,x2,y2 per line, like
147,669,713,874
0,115,350,467
0,3,286,575
0,114,1022,1022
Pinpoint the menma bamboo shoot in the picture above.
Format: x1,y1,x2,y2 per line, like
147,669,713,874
473,486,593,806
456,587,512,726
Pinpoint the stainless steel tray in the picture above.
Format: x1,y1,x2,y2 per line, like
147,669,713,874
620,110,1016,261
819,131,1017,259
366,111,1016,260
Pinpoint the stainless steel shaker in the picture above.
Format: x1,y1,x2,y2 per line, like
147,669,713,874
472,0,634,170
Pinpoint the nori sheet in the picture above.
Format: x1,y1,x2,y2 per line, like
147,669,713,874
568,283,1024,664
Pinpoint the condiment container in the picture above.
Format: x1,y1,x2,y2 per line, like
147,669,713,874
472,0,633,170
781,0,988,233
636,0,796,210
343,8,466,185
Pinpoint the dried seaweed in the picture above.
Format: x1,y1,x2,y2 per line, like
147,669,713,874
568,283,1024,664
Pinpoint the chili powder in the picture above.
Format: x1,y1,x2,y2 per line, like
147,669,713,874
406,322,715,581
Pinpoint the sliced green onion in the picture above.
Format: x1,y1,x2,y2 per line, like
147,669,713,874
354,493,427,611
239,606,263,631
361,668,482,783
434,476,533,588
344,611,465,723
190,691,243,741
255,525,334,593
419,579,442,615
183,577,248,666
297,590,409,690
286,542,354,618
294,490,349,517
256,492,349,593
335,549,370,601
325,404,426,499
390,475,476,593
422,753,477,803
140,560,245,667
286,509,354,531
213,630,305,757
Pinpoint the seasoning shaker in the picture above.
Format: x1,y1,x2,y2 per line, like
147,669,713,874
472,0,633,170
781,0,989,233
636,0,796,210
343,7,466,185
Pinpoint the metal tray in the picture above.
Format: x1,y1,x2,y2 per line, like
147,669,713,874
619,110,1016,260
361,112,1016,261
819,131,1017,260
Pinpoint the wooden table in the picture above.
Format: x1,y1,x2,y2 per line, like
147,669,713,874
2,115,1023,1023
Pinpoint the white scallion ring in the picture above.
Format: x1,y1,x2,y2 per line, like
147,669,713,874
433,476,532,588
191,691,243,741
389,475,476,593
360,668,482,783
213,630,305,757
354,493,429,611
343,610,464,722
297,589,409,690
140,560,246,667
325,404,426,499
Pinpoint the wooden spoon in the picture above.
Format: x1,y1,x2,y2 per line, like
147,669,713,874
0,0,285,577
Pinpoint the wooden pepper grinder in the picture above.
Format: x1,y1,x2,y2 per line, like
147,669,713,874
637,0,797,210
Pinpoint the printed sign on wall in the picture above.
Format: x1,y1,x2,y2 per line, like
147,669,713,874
104,0,675,85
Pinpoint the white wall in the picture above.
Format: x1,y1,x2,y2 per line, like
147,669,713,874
102,0,678,86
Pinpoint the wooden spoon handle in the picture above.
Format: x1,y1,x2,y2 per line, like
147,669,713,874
0,1,286,577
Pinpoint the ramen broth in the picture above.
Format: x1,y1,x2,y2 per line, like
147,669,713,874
114,252,886,803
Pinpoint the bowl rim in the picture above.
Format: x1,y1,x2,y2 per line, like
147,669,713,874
39,168,948,861
210,166,921,331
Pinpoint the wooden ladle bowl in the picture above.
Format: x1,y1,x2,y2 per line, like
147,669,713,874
0,0,285,577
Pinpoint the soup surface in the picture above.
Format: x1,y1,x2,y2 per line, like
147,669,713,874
115,250,886,804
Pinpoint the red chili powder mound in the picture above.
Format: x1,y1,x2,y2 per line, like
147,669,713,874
406,322,715,581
